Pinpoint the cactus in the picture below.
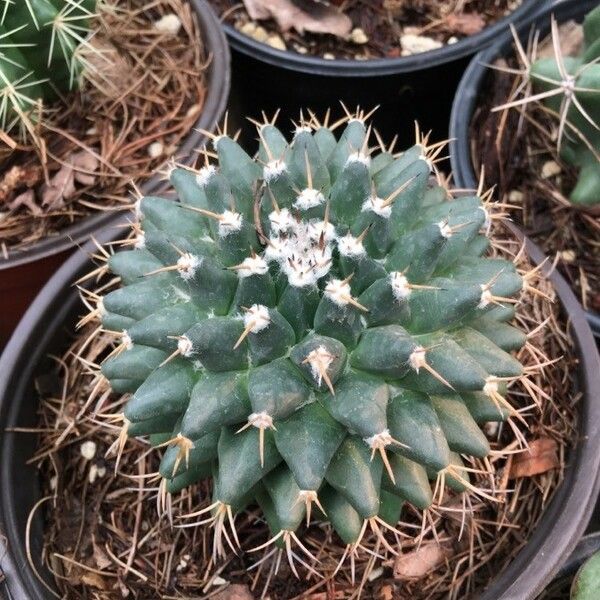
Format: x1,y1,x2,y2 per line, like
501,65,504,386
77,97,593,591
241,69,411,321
97,111,526,566
528,5,600,208
572,550,600,600
0,0,96,136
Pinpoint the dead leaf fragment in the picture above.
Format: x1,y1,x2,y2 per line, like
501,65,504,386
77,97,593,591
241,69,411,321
80,571,109,590
394,543,449,579
242,0,352,37
71,151,99,186
0,165,41,203
42,164,76,210
8,189,42,216
509,437,559,479
41,150,99,210
445,13,486,36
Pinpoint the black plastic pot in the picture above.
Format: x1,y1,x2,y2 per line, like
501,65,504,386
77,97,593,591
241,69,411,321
449,0,600,341
223,0,540,150
0,0,230,349
1,223,599,599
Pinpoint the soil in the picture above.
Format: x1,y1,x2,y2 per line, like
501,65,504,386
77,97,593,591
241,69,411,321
211,0,522,60
0,0,208,256
29,205,579,599
469,25,600,314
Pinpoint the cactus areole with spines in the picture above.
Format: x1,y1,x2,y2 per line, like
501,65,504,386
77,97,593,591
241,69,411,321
99,112,527,564
0,0,95,134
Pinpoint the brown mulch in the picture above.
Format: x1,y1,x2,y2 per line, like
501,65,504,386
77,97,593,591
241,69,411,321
211,0,521,60
0,0,208,256
469,24,600,313
23,189,580,599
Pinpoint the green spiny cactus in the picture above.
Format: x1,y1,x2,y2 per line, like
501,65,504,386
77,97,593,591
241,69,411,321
572,550,600,600
529,5,600,208
0,0,96,135
97,111,526,566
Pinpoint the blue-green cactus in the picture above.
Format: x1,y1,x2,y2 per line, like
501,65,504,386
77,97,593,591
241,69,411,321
529,6,600,208
0,0,96,135
96,112,526,565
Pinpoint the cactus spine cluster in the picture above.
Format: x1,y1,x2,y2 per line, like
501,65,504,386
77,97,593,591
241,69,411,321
0,0,95,135
529,5,600,208
98,111,526,565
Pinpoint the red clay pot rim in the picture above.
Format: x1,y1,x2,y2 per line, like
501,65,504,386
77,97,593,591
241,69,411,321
0,0,230,271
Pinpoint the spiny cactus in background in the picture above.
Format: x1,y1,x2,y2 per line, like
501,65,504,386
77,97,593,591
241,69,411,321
0,0,96,137
529,5,600,208
498,5,600,208
94,110,528,569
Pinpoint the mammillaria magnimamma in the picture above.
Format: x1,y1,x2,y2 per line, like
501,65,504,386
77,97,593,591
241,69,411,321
94,111,528,568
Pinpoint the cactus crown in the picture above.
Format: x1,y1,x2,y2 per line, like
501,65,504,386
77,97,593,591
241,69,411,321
98,111,526,565
0,0,96,137
528,5,600,207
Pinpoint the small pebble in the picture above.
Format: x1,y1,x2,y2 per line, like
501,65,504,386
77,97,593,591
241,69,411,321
294,44,308,55
508,189,524,204
368,566,384,581
212,575,228,586
400,33,443,56
252,25,269,43
154,14,182,36
542,160,562,178
350,27,368,45
265,34,286,51
560,249,576,263
148,141,164,158
239,21,256,36
447,36,459,44
80,440,97,461
89,464,98,484
50,475,58,491
323,52,336,60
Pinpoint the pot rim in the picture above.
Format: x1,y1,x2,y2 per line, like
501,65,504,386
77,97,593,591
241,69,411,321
0,0,230,271
1,218,599,600
221,0,540,77
448,0,600,337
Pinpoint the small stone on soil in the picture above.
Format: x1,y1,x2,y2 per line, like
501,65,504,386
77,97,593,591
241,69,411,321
266,34,286,50
148,142,164,158
508,190,524,204
350,27,368,44
400,33,443,56
154,14,182,35
80,440,97,460
541,160,562,179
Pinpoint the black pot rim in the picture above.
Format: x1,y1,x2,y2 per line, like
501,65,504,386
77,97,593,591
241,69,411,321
448,0,600,338
0,0,230,271
1,220,599,600
221,0,540,77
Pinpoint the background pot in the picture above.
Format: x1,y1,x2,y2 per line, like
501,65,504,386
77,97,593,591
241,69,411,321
449,0,600,340
223,0,539,150
0,0,230,349
1,222,599,599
